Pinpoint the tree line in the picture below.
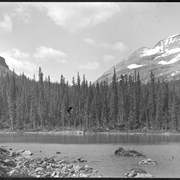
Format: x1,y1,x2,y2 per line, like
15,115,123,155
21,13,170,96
0,67,180,132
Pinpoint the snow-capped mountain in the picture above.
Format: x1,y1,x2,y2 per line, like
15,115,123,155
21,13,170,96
96,33,180,83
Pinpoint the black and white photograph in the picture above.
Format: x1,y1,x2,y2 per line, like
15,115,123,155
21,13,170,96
0,1,180,178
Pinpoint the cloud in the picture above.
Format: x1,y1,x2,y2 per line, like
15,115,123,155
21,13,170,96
84,38,95,45
103,54,116,63
35,2,120,32
33,46,67,63
8,48,30,59
100,41,128,52
0,4,31,33
13,4,32,24
0,3,120,33
112,42,128,52
84,38,128,52
0,48,36,77
0,14,12,32
79,62,99,70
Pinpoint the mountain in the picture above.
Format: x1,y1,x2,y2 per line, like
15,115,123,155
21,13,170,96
0,56,14,76
96,33,180,83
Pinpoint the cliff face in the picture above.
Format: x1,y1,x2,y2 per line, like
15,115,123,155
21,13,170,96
0,56,9,69
0,56,14,77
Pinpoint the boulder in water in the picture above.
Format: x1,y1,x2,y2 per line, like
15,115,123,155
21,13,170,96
115,147,145,157
77,157,87,163
139,158,158,165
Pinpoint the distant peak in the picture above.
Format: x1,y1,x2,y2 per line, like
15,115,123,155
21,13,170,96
0,56,9,69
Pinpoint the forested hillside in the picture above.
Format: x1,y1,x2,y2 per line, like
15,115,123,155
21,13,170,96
0,67,180,132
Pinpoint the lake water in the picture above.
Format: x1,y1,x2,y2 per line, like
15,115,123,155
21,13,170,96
1,133,180,177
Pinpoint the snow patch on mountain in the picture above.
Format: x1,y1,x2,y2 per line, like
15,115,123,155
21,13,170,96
161,48,180,57
141,46,180,59
167,54,180,64
127,64,144,69
142,34,180,58
158,60,168,65
140,34,180,58
140,46,162,57
158,54,180,65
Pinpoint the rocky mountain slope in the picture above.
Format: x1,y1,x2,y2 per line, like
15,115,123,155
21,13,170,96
96,33,180,83
0,56,13,77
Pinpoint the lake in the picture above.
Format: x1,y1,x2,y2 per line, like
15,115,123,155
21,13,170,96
0,133,180,177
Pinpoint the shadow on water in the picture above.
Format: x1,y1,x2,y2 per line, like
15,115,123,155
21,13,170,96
0,133,180,145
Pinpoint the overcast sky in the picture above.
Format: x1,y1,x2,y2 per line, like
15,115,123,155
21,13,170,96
0,2,180,83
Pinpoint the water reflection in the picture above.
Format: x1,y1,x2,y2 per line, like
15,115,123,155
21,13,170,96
0,133,180,145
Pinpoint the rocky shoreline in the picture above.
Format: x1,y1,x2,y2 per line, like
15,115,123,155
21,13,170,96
0,146,99,178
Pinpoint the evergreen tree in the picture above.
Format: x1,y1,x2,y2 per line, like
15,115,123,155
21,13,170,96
38,67,45,128
155,84,163,130
128,74,134,130
101,80,110,126
148,71,156,129
110,68,118,127
95,82,101,126
170,94,178,130
29,93,37,129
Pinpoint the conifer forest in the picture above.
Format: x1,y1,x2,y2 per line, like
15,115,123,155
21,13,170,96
0,67,180,132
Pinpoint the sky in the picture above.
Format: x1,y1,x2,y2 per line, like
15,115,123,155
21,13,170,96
0,2,180,83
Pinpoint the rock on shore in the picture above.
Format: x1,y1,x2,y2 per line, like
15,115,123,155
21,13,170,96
124,168,152,178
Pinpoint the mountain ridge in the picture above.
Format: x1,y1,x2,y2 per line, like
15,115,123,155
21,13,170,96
96,33,180,84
